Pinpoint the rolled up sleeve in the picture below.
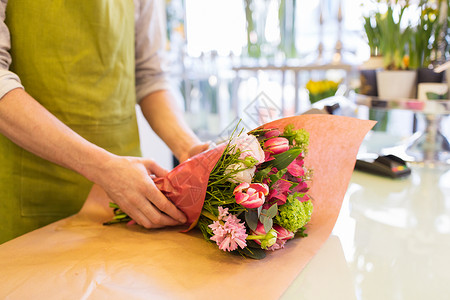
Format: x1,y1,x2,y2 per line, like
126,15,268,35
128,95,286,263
135,0,172,103
0,0,23,100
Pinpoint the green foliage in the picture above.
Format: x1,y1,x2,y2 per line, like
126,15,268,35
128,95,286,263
409,1,444,69
237,247,266,260
275,194,313,233
283,125,309,154
377,4,411,70
259,204,278,233
103,202,132,225
363,0,447,69
261,147,302,170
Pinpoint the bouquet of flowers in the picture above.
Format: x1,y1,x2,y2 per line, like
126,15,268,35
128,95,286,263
105,115,376,260
195,124,313,259
106,120,313,259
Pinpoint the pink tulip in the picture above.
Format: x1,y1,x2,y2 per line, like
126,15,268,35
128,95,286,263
273,224,294,241
264,137,289,155
265,224,294,251
248,222,278,249
264,129,281,138
233,182,269,209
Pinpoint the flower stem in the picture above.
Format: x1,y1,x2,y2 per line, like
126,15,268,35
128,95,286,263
246,234,265,240
201,210,218,222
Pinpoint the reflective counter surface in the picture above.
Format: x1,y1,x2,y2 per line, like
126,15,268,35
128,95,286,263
283,163,450,300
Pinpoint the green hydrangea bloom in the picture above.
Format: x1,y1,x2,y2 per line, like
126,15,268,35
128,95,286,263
275,193,313,233
283,125,309,154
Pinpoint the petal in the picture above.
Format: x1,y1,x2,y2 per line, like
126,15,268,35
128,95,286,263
250,183,270,195
235,192,249,205
287,159,305,177
246,187,257,196
240,194,264,209
233,182,249,194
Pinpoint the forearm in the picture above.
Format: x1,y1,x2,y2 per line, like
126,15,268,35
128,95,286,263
0,88,114,182
139,89,201,160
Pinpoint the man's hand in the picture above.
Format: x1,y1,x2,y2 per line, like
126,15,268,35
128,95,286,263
96,156,187,228
178,142,211,163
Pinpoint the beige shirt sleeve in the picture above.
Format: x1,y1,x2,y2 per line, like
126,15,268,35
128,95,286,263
0,0,24,100
134,0,173,103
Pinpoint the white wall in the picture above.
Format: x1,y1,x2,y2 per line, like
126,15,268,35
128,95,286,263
136,106,173,170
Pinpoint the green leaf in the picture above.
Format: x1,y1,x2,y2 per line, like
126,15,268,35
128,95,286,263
245,209,259,231
262,217,273,233
267,204,278,218
295,227,308,238
109,202,120,209
254,166,272,182
238,247,266,260
113,214,129,220
259,210,273,233
269,168,287,186
262,147,302,170
246,240,262,248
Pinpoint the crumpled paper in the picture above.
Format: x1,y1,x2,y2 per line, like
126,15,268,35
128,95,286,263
0,115,375,300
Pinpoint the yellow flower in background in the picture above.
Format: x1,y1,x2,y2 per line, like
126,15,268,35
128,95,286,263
306,79,341,104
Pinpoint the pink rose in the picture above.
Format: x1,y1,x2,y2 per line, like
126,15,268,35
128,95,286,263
231,133,265,164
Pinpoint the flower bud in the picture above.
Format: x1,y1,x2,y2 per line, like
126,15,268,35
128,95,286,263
233,183,269,209
264,137,289,155
251,223,278,250
260,229,278,249
264,129,281,138
273,224,294,241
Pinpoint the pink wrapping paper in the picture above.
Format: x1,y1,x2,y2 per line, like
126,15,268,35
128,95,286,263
0,115,375,299
153,143,226,229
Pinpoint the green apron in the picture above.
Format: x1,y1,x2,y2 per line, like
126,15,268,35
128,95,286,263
0,0,141,243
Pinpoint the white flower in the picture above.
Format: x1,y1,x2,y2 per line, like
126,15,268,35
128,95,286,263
224,163,256,184
230,133,265,164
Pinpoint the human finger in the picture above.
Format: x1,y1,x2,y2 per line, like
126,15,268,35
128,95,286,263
145,180,187,224
142,159,169,177
119,195,180,228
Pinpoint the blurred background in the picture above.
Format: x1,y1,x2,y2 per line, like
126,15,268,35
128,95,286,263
139,0,450,169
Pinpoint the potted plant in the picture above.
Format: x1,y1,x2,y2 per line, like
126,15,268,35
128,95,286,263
305,79,341,104
408,0,445,84
360,7,384,97
372,0,418,99
360,0,414,98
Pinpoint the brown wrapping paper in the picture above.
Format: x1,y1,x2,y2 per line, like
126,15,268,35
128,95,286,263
0,115,375,299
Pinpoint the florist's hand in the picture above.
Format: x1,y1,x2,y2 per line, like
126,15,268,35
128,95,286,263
96,156,187,228
179,142,211,163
